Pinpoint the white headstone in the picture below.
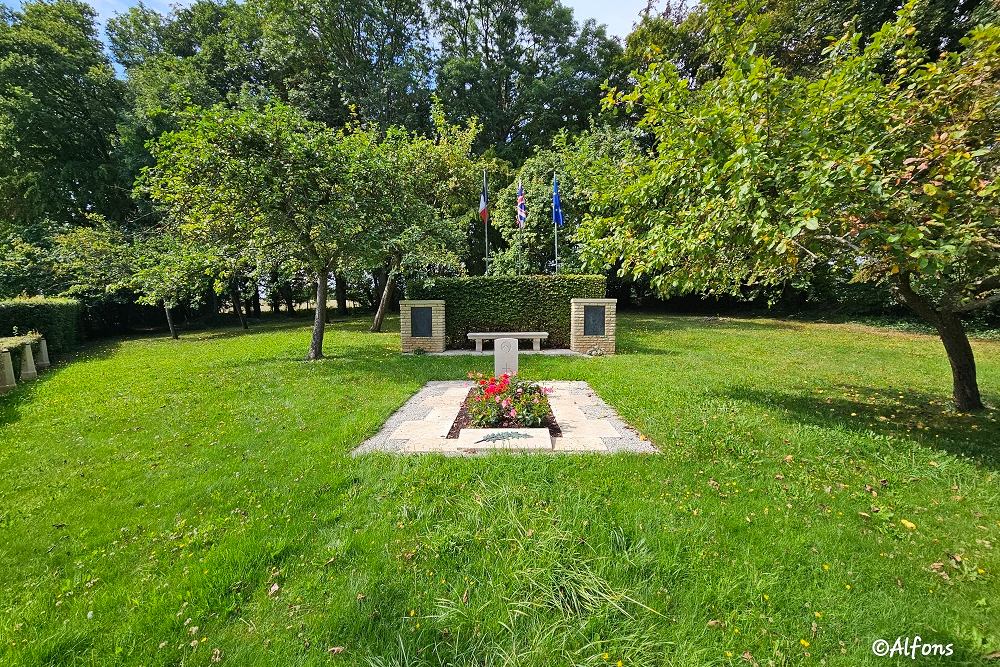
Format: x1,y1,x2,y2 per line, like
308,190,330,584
37,338,50,369
494,338,519,376
19,343,37,380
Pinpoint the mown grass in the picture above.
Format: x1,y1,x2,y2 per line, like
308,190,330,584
0,313,997,666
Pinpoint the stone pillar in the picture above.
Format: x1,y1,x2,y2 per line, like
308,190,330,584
399,300,446,353
0,349,15,393
570,298,618,355
19,343,37,380
36,338,51,370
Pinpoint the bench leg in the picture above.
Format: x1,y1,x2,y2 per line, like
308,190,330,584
475,339,483,353
532,338,541,352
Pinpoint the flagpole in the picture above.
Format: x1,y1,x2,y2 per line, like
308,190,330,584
554,219,559,274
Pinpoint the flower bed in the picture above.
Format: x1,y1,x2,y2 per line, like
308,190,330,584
465,372,554,429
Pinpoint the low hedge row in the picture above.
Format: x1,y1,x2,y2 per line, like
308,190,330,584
0,297,80,355
408,275,606,348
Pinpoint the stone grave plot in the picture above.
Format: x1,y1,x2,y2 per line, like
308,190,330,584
353,380,659,456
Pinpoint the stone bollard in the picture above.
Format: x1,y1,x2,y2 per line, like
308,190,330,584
36,338,51,370
0,349,15,393
19,343,37,381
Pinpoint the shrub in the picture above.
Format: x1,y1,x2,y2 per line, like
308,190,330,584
0,297,80,355
466,372,552,428
408,275,605,348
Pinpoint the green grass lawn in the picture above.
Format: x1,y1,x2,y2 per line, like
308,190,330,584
1,313,998,666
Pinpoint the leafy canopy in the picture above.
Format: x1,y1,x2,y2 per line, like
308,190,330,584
586,1,1000,316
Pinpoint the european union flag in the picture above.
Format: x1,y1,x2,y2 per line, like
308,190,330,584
552,178,564,227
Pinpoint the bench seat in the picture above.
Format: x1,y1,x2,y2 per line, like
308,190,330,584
467,332,549,352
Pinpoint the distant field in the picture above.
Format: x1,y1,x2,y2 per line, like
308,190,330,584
1,314,997,666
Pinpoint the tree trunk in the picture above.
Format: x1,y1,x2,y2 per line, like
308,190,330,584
284,283,296,317
895,274,984,412
269,271,281,314
373,268,388,310
252,286,262,318
335,272,348,315
935,312,984,412
231,282,248,330
164,305,178,340
370,259,399,333
309,269,329,360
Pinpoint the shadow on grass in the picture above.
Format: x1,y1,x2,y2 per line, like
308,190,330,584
623,313,806,333
721,384,1000,468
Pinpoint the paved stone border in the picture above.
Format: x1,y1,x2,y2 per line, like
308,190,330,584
353,380,658,456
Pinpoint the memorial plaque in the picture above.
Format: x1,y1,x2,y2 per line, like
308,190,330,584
584,305,606,336
410,306,433,338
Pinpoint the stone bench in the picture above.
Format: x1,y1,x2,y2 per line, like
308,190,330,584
468,332,549,352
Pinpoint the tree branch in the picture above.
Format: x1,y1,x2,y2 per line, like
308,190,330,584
893,271,941,326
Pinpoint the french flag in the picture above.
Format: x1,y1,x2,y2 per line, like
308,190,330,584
479,172,489,224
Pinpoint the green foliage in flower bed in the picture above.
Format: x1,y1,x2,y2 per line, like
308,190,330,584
408,274,605,348
467,372,551,427
0,297,80,355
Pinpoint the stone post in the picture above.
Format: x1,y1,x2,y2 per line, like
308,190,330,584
399,300,446,353
36,338,51,370
19,343,38,381
570,298,618,355
0,349,15,393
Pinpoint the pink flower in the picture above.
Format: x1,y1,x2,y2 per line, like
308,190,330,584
510,409,517,418
502,398,511,408
533,396,539,404
494,396,501,403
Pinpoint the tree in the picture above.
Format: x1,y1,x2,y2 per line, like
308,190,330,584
143,103,378,359
256,0,434,130
0,0,129,245
430,0,622,162
128,233,215,339
586,3,1000,411
50,221,215,338
367,110,481,332
626,0,989,86
755,0,987,72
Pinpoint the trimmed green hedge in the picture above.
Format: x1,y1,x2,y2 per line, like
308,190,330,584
408,275,606,349
0,298,80,355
